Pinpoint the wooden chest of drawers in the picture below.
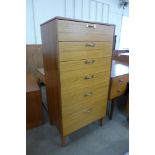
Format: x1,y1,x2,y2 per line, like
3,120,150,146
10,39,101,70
41,17,115,145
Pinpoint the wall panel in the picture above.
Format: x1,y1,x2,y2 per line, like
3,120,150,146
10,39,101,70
66,0,74,18
75,0,83,19
26,0,36,43
26,0,129,49
96,2,102,22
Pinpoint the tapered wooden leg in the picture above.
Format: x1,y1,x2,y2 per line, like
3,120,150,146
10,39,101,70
99,118,103,126
61,136,66,146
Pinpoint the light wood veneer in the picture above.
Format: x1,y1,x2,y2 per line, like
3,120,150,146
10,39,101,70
41,16,115,145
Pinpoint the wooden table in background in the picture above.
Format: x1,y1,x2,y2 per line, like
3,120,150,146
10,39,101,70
108,60,129,119
26,73,43,129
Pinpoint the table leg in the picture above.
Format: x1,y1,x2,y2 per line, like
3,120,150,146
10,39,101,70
99,118,103,126
108,99,115,120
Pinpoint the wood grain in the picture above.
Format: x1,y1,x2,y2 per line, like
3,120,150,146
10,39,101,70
57,20,114,41
59,57,111,89
61,85,109,113
60,70,110,90
26,73,40,92
59,42,113,61
62,103,106,136
41,20,63,133
26,44,43,75
26,73,43,129
41,16,115,27
109,75,129,99
41,17,115,143
60,57,111,72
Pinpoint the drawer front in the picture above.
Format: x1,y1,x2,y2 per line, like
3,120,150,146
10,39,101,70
110,75,129,99
57,20,114,41
60,70,110,90
110,84,127,99
59,57,111,72
62,103,106,136
59,42,113,61
61,85,109,108
111,75,129,86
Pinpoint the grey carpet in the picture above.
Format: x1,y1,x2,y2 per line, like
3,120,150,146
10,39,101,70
27,117,128,155
26,85,129,155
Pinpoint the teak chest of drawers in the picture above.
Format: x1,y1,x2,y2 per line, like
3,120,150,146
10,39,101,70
41,17,115,145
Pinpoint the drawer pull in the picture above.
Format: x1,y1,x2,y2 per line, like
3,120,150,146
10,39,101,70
84,75,94,80
84,108,93,113
84,92,93,96
117,89,121,93
119,79,124,83
86,23,96,29
85,43,95,47
85,60,95,64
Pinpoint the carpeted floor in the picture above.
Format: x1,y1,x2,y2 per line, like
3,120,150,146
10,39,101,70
26,86,129,155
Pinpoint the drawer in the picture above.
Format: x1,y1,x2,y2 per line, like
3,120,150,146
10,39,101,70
61,85,109,108
110,75,129,99
62,103,106,136
60,70,110,90
111,75,129,86
58,42,113,61
57,20,114,41
110,84,127,99
59,57,111,72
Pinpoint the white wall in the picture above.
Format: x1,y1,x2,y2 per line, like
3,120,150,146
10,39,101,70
119,16,129,50
26,0,129,49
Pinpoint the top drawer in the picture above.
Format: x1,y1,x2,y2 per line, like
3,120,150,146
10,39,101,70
57,20,115,42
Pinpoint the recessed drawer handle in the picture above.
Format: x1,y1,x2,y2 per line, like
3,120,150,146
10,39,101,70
85,60,95,64
85,43,95,47
84,92,93,96
84,75,94,80
84,108,93,113
86,23,96,28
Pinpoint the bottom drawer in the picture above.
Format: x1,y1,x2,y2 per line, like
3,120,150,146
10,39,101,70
110,84,127,99
62,102,106,136
110,75,129,99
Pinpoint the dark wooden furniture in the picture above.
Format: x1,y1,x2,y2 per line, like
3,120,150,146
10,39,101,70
26,73,43,129
108,60,129,119
40,16,115,145
113,51,129,64
26,44,43,75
